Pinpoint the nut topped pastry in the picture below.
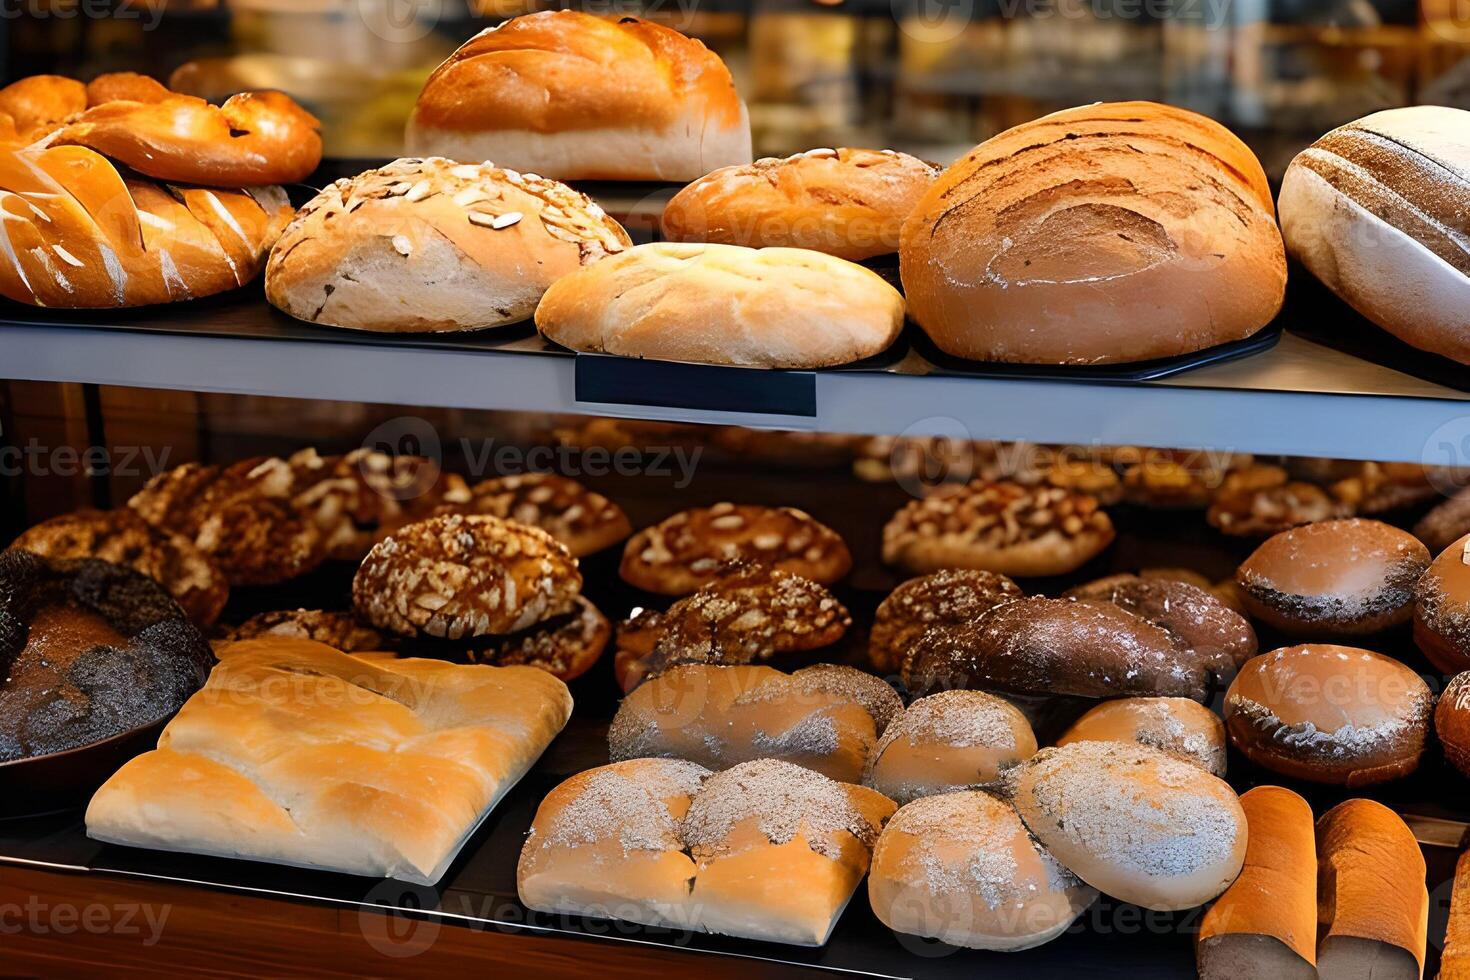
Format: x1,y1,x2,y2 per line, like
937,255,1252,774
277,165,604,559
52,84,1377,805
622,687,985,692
266,156,632,333
353,514,581,639
882,480,1114,578
216,609,388,653
1206,464,1344,537
469,594,610,682
438,472,631,557
621,503,851,595
868,569,1023,675
10,508,228,627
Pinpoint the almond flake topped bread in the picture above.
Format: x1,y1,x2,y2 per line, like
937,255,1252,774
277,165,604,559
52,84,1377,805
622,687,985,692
467,594,610,682
407,11,751,181
660,147,941,261
882,480,1115,578
353,513,582,640
621,504,852,595
435,472,631,557
266,157,631,333
900,101,1286,364
216,609,389,654
535,242,906,369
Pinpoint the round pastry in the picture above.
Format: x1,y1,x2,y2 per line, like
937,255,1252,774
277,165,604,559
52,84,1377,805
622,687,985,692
128,459,326,587
881,481,1115,578
468,595,609,681
1236,519,1430,635
267,157,631,333
1435,672,1470,778
0,550,213,763
1064,574,1257,679
1206,464,1345,537
1056,697,1226,776
864,690,1037,804
620,503,851,596
1414,533,1470,674
1045,456,1124,505
1011,741,1247,911
868,569,1024,676
868,791,1097,951
217,609,388,653
352,514,581,639
1415,487,1470,555
899,101,1285,365
406,11,751,182
437,472,631,558
660,148,939,261
10,509,228,628
1224,645,1432,786
0,74,86,142
902,597,1208,703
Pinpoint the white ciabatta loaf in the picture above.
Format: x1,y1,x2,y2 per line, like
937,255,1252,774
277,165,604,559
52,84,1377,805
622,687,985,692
266,158,631,333
868,791,1097,951
660,148,940,261
1012,741,1247,911
535,242,906,368
864,690,1037,804
1279,107,1470,363
519,758,896,946
900,102,1286,364
406,12,751,181
86,637,573,884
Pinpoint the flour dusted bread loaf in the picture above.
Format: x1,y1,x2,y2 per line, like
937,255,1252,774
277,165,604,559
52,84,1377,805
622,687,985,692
266,158,631,333
900,101,1286,364
518,758,895,946
535,242,905,369
660,148,939,260
1279,107,1470,364
407,11,750,181
868,791,1097,951
865,690,1037,803
1056,696,1226,776
86,637,574,884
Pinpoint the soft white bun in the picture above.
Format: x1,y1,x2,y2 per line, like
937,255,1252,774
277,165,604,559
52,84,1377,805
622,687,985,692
1011,741,1247,911
864,690,1036,804
868,791,1097,951
1056,697,1226,775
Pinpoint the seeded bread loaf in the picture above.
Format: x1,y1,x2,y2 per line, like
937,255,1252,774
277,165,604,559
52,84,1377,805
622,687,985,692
266,157,631,333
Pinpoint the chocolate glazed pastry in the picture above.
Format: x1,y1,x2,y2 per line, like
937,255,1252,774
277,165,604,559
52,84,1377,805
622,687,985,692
0,550,213,764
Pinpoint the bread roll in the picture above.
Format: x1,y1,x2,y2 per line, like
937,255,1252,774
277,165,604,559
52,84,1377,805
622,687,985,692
88,638,574,884
864,690,1037,804
1224,645,1432,786
1414,533,1470,674
266,158,631,333
536,242,905,369
1056,697,1226,776
660,148,939,261
1011,741,1247,911
1279,107,1470,364
1315,799,1427,980
868,791,1097,951
900,101,1286,364
1236,519,1430,636
407,11,751,181
1438,672,1470,779
868,569,1023,675
607,663,899,782
1196,786,1317,980
1441,847,1470,980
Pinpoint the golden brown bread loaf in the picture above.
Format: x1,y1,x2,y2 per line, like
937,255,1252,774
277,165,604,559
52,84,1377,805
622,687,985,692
1442,848,1470,980
1196,786,1317,980
1055,696,1226,775
86,638,574,884
266,158,632,333
900,101,1287,364
407,11,751,181
864,689,1037,803
1414,533,1470,674
536,242,906,369
660,148,940,260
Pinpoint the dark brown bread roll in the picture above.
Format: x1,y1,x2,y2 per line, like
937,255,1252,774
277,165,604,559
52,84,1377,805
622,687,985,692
868,569,1023,676
1414,533,1470,674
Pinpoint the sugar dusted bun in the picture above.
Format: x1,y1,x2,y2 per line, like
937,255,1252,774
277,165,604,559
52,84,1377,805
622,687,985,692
1224,645,1432,786
868,791,1097,951
1056,697,1226,776
864,690,1035,804
1435,671,1470,778
900,101,1286,364
660,148,940,261
1011,741,1247,911
407,11,751,181
1236,519,1430,636
1414,533,1470,674
267,157,631,333
1196,786,1317,980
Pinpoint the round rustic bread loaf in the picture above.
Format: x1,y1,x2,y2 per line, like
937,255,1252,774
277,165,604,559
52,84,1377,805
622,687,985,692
1056,696,1226,775
868,569,1023,675
1414,533,1470,674
864,690,1037,803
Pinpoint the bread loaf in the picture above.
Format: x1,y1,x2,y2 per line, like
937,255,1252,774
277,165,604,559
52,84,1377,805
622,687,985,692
1279,107,1470,364
1056,696,1226,775
267,157,631,333
1441,848,1470,980
864,690,1037,803
407,12,751,181
899,101,1286,364
536,241,905,369
1414,533,1470,674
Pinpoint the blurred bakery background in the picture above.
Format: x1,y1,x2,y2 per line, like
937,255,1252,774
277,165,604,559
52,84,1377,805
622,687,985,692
5,0,1467,181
